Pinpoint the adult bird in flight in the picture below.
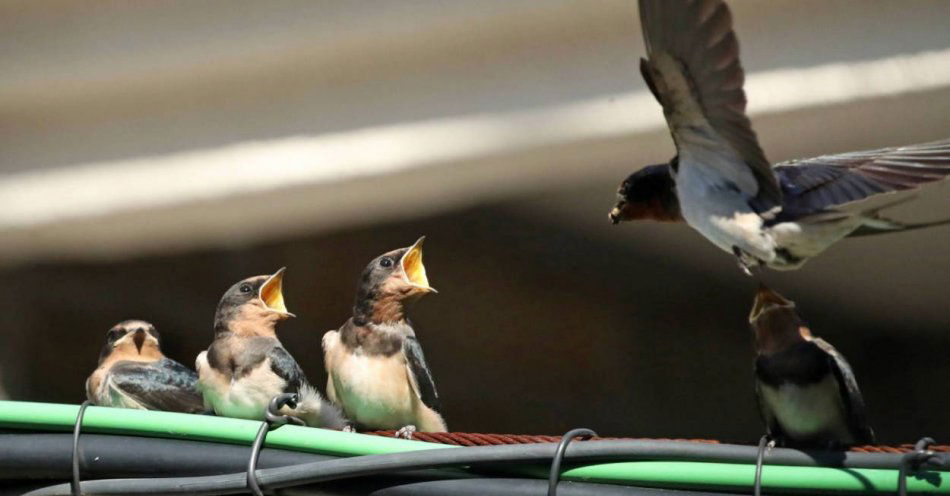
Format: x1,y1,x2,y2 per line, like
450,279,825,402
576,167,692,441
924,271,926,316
609,0,950,271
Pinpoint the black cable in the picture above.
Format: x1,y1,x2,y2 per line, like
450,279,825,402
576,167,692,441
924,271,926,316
548,428,597,496
279,477,749,496
0,433,334,480
70,401,91,496
753,435,768,496
22,439,950,496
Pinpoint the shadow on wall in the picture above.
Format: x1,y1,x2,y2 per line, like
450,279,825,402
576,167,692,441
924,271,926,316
0,198,947,442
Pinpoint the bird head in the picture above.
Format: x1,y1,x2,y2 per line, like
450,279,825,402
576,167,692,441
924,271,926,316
609,163,682,224
354,236,436,324
749,285,811,354
100,320,162,363
214,268,295,336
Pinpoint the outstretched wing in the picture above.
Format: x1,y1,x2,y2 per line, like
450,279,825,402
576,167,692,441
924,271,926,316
403,335,442,413
812,338,875,444
639,0,780,209
109,358,205,413
771,139,950,222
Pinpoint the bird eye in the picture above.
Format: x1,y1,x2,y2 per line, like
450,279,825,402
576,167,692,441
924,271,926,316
240,284,252,293
379,257,393,268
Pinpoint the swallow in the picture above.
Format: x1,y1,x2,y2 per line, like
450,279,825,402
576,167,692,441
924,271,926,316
750,286,874,447
86,320,205,413
609,0,950,271
196,268,345,428
322,237,447,437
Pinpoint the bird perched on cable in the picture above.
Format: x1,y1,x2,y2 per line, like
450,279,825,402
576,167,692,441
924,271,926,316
750,285,874,447
609,0,950,271
196,268,344,428
86,320,205,413
323,237,447,438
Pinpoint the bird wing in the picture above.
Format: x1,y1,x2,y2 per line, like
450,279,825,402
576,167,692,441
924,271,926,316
403,335,442,413
812,338,875,444
771,139,950,222
108,359,205,413
267,346,307,395
638,0,780,209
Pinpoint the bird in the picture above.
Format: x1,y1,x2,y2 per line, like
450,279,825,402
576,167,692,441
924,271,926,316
322,236,447,438
750,285,874,447
608,0,950,271
86,320,205,413
196,268,345,428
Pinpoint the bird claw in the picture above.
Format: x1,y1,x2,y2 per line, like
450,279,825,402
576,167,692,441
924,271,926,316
733,246,755,276
342,423,357,433
395,425,417,440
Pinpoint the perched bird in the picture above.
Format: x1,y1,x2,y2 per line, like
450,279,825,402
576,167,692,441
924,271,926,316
86,320,205,413
750,285,874,447
196,268,344,428
323,237,447,437
609,0,950,271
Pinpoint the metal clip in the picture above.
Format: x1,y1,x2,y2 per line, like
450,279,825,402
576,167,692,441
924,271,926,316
548,428,597,496
898,437,938,496
70,401,92,496
247,393,305,496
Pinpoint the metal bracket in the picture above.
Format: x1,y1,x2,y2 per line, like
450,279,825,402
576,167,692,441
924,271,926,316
548,428,597,496
70,401,92,496
247,393,305,496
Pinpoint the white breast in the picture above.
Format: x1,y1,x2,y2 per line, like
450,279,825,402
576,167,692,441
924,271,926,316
196,351,287,421
676,152,776,263
759,375,853,443
331,351,416,430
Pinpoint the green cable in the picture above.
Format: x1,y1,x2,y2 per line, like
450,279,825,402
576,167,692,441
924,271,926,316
0,401,945,494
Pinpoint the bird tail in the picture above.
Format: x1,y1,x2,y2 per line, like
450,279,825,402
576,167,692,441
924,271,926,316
848,216,950,237
293,383,346,429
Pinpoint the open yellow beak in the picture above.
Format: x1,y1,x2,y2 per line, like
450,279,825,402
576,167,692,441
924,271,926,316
400,237,436,293
750,284,792,322
260,267,295,317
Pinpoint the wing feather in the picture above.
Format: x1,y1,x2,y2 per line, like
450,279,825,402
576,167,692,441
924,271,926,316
403,336,441,413
771,139,950,222
639,0,780,208
812,339,875,444
109,358,205,413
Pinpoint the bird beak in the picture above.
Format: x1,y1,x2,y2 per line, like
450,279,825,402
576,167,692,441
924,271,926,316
260,267,295,317
608,206,623,225
400,236,436,293
132,329,146,354
750,284,793,322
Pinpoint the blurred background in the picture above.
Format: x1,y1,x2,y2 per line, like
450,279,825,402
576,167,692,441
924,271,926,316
1,0,948,442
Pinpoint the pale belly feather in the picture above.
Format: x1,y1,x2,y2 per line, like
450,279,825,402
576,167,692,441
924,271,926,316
332,352,416,429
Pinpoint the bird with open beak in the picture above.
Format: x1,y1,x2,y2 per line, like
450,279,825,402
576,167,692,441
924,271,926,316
750,285,874,447
322,237,447,438
86,320,205,413
610,0,950,272
196,268,344,428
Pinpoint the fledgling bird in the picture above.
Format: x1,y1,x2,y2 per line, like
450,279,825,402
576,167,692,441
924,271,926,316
609,0,950,271
750,285,874,447
323,237,447,438
86,320,205,413
196,268,344,428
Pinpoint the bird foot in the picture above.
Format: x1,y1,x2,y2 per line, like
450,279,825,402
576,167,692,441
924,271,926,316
342,423,357,433
395,425,417,440
732,246,755,276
